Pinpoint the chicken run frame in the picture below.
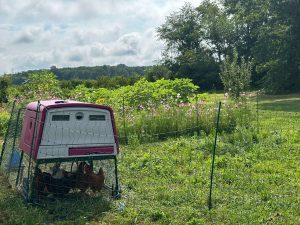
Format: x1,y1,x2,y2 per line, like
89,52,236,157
0,100,121,203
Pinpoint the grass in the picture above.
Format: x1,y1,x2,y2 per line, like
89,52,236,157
0,94,299,224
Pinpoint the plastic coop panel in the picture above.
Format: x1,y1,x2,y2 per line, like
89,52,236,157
18,100,119,160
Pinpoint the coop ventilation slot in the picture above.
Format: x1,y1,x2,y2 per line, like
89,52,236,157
52,115,70,121
89,115,105,121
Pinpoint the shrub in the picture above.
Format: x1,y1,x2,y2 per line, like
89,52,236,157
220,49,252,99
0,111,9,137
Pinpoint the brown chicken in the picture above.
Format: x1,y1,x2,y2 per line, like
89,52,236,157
70,161,90,193
84,164,105,192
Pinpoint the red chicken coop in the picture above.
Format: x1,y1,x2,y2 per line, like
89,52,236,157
0,99,121,203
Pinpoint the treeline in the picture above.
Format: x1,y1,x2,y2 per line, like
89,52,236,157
10,64,149,85
60,75,141,89
154,0,300,93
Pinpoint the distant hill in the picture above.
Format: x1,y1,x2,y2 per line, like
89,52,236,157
11,64,150,84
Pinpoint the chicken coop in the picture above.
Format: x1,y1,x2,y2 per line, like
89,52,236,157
0,100,121,203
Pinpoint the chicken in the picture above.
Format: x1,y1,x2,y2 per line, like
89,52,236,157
34,163,73,197
70,161,89,193
84,164,105,192
34,162,105,197
41,170,73,197
34,168,47,197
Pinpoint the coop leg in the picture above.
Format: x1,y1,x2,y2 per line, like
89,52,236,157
113,156,120,199
30,164,40,203
88,160,94,170
15,151,24,186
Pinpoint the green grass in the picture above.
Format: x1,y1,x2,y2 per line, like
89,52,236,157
258,93,300,112
0,94,299,224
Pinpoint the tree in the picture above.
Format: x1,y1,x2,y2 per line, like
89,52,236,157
196,0,235,62
220,49,252,98
21,71,62,100
224,0,300,92
252,0,300,92
0,75,10,105
145,65,172,82
157,2,220,90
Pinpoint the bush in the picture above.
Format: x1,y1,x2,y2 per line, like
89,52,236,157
220,49,252,99
0,111,9,137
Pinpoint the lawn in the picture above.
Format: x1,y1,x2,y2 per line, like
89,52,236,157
0,94,299,225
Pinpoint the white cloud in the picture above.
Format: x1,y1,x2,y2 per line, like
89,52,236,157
0,0,200,74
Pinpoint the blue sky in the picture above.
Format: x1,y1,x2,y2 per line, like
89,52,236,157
0,0,199,74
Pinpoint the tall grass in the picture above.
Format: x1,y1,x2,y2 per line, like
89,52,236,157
115,98,254,144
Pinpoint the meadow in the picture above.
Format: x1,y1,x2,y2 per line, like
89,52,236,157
0,89,299,224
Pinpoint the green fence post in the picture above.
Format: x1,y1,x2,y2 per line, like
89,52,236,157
208,101,221,210
256,91,259,134
196,96,200,136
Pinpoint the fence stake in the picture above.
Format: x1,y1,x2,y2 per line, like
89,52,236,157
256,91,259,134
196,96,200,136
0,100,16,166
208,101,221,210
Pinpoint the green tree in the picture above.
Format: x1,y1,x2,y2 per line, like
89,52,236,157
21,71,62,100
224,0,300,92
157,2,220,90
196,0,235,62
145,65,172,81
0,75,10,105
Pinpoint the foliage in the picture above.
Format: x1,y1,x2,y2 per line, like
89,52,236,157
144,65,172,81
9,64,148,85
0,111,9,137
72,78,200,109
196,0,235,62
220,49,252,98
0,75,10,105
20,71,62,101
158,0,300,93
157,2,220,90
60,75,141,90
223,0,300,92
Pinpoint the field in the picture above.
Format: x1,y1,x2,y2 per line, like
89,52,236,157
0,93,299,225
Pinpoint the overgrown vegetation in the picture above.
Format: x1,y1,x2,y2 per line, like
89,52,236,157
0,94,299,225
0,0,299,223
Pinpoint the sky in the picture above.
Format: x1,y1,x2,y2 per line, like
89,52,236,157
0,0,200,75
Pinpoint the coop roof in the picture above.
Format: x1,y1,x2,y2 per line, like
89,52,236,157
26,99,113,112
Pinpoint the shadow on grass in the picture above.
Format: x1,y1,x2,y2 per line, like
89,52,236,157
0,175,113,224
259,99,300,112
37,192,112,223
